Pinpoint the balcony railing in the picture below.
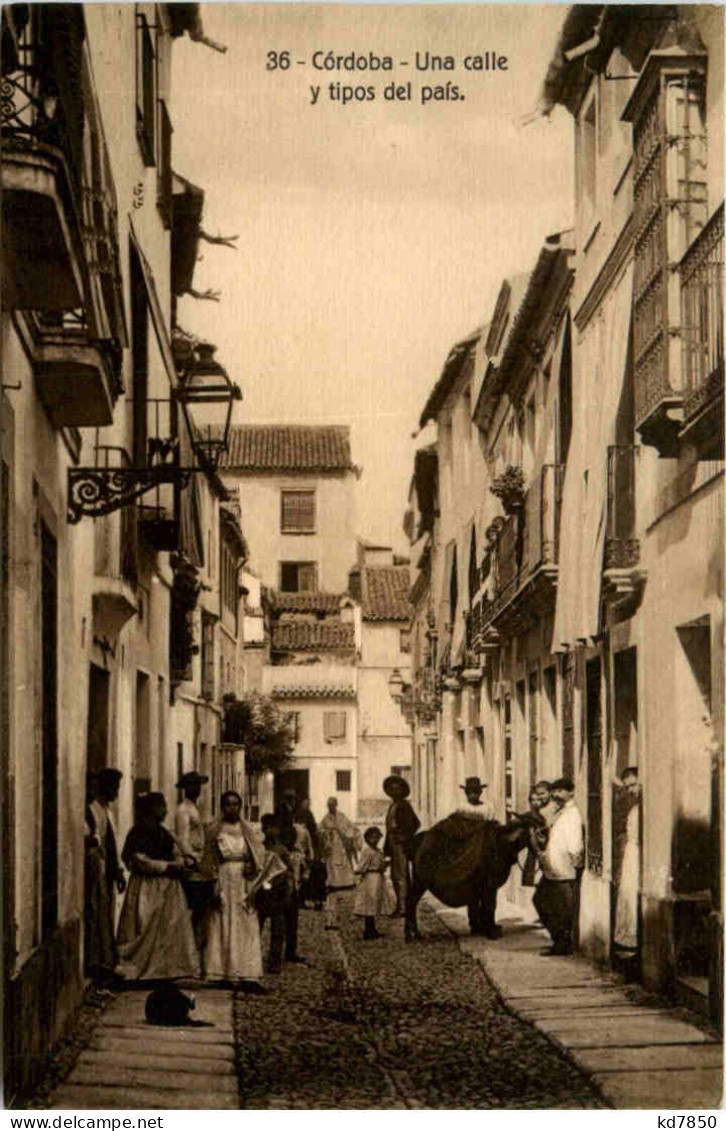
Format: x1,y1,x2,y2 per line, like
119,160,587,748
605,446,639,570
680,204,724,432
477,463,562,633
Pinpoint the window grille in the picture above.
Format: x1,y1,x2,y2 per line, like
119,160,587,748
201,613,215,701
336,769,352,792
399,629,411,653
157,98,173,228
324,711,347,741
288,712,301,744
136,12,156,166
281,490,315,533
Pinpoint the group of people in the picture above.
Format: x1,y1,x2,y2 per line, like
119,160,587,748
85,772,331,994
522,769,640,957
83,770,422,995
84,763,640,989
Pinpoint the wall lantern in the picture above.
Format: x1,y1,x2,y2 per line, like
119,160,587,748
387,667,407,702
176,343,242,472
67,340,242,524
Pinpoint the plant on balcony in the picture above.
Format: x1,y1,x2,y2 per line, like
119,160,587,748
490,466,526,515
222,692,295,776
169,554,202,682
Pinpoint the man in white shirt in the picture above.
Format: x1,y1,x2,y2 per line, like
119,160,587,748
175,770,211,953
533,776,584,955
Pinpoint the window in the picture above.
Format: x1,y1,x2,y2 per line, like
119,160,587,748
399,629,411,654
390,765,411,783
135,10,156,166
201,612,215,701
281,490,315,533
279,561,317,593
336,769,352,792
324,712,347,742
288,711,301,744
220,538,238,623
157,98,173,228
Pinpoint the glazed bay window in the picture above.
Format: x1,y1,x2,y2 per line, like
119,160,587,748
279,561,317,593
281,489,316,533
136,9,156,165
324,712,347,742
623,47,708,456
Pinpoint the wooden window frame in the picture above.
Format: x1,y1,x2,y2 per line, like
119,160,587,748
324,711,347,742
279,560,318,593
281,489,316,534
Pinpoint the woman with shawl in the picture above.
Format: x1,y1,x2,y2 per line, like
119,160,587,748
319,796,362,929
614,768,641,954
202,790,280,993
116,792,199,982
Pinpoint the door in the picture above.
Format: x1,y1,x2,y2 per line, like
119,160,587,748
86,663,110,776
274,768,310,813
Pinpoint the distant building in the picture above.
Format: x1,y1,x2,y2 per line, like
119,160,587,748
220,425,362,820
352,542,413,821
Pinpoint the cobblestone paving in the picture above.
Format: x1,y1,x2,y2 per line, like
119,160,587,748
235,898,609,1110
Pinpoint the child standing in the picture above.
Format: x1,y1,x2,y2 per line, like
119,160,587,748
354,826,396,940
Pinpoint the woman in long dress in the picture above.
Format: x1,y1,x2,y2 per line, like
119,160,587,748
319,796,361,929
202,790,269,993
117,792,199,982
614,767,640,953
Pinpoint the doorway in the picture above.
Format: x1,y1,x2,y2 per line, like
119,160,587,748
87,664,110,776
274,768,310,813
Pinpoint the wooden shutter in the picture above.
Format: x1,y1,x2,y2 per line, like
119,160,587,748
281,491,315,532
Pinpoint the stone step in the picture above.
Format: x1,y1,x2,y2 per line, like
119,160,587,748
542,1017,716,1048
68,1063,238,1095
97,1022,234,1044
77,1049,237,1076
577,1044,724,1074
51,1084,238,1110
592,1068,724,1110
88,1034,235,1061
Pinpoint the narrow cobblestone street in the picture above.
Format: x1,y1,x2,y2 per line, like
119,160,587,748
233,899,607,1110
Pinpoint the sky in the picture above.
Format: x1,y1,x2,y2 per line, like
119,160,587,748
172,4,574,554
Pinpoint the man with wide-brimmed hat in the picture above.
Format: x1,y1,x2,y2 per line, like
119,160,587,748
383,774,420,917
174,770,211,953
458,776,495,820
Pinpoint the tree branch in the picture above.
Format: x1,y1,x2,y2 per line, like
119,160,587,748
186,287,221,303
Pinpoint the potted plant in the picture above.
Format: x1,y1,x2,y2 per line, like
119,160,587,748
490,466,526,515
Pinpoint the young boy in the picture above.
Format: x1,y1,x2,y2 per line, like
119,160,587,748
353,826,396,940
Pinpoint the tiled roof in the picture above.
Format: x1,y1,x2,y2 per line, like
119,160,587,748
220,425,354,472
271,685,356,701
419,326,483,428
268,591,343,615
271,620,355,652
361,565,412,622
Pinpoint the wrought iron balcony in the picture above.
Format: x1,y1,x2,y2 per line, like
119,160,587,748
603,445,646,610
680,204,724,457
476,463,562,640
2,6,126,425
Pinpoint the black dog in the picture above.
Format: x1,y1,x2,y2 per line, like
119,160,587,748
145,985,197,1027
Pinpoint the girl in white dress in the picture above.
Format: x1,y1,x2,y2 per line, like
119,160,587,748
354,827,396,939
202,791,268,993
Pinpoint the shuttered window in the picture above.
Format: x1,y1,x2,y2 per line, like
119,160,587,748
324,712,347,741
280,561,317,593
281,490,316,533
135,11,156,166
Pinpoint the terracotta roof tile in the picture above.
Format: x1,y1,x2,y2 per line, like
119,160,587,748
270,685,356,701
361,565,412,622
271,620,355,652
220,425,354,472
268,591,343,615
